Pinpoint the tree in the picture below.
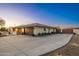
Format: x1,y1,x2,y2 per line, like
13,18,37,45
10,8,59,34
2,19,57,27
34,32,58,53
0,18,5,29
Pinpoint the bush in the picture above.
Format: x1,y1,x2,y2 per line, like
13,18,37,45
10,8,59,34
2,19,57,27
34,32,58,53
73,33,76,35
32,34,35,36
0,27,8,31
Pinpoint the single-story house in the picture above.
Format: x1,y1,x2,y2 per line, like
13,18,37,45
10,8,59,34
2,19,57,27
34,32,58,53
73,28,79,34
8,23,57,36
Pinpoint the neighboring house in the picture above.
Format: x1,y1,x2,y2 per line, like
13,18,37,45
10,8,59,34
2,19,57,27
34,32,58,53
8,23,57,36
73,28,79,34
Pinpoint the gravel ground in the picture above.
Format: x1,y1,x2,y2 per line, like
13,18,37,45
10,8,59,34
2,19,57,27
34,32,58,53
43,34,79,56
0,34,72,56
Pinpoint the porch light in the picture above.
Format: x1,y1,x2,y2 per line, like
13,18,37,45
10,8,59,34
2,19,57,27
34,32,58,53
15,28,18,32
22,28,24,32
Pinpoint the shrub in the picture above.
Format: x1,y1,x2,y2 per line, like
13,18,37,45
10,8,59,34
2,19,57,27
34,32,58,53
0,27,8,31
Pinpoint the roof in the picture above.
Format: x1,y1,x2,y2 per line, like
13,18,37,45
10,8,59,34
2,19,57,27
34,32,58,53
13,23,57,29
14,23,50,28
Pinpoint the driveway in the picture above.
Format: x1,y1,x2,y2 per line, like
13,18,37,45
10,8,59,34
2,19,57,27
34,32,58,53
0,34,73,56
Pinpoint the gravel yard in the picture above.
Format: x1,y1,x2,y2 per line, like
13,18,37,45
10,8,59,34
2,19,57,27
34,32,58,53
0,34,73,56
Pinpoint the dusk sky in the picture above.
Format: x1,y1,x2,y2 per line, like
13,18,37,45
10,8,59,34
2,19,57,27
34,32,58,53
0,3,79,27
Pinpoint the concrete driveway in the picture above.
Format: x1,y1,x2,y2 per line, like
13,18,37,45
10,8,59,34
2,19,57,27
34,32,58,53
0,34,73,56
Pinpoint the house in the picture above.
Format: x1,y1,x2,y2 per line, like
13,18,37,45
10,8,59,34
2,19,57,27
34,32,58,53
8,23,57,36
73,28,79,34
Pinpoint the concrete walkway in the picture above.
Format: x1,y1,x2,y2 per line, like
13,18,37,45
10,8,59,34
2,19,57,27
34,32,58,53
0,34,73,56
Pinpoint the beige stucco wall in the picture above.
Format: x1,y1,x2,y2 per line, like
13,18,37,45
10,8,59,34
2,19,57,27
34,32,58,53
53,29,56,32
73,29,79,34
25,28,33,35
9,28,17,35
33,27,55,35
9,27,57,35
33,27,48,35
49,29,54,33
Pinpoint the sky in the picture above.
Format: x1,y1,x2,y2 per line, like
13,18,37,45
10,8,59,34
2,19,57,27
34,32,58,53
0,3,79,27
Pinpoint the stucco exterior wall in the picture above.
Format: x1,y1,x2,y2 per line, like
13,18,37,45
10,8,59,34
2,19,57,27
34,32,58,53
25,27,33,35
73,29,79,34
33,27,49,35
33,27,55,35
49,29,54,33
9,28,17,35
53,29,56,32
9,27,57,36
